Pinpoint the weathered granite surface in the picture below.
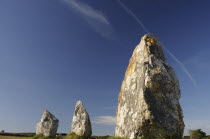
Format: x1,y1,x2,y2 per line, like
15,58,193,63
71,101,92,138
115,34,184,139
36,110,59,137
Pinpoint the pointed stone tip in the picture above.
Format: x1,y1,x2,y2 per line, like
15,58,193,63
77,100,82,103
76,100,84,106
44,110,49,113
140,34,162,49
41,110,58,121
141,34,158,41
43,110,52,116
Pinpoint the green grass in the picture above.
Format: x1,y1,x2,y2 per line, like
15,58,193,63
0,134,62,139
107,137,128,139
32,134,61,139
63,132,84,139
0,136,32,139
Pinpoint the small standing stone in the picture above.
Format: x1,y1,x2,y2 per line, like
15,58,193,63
71,101,92,138
36,110,59,137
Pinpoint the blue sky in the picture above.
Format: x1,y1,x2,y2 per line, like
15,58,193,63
0,0,210,136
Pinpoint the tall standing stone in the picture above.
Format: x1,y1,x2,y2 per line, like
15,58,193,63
71,101,92,138
115,34,184,139
36,110,59,137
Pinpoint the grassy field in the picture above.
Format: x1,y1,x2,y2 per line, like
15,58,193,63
0,136,32,139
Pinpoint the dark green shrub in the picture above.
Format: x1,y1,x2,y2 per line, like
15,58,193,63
189,129,206,139
182,136,190,139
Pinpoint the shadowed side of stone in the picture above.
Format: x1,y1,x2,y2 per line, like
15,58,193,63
71,101,92,138
36,110,59,137
115,34,184,139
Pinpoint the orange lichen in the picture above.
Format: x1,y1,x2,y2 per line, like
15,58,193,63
125,51,138,77
141,35,146,40
44,110,49,113
125,59,136,77
146,38,155,45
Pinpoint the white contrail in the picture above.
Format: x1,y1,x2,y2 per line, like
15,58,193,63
163,45,198,88
117,0,198,88
117,0,149,34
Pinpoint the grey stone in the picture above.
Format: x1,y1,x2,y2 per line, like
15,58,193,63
71,101,92,137
115,34,184,139
36,110,59,137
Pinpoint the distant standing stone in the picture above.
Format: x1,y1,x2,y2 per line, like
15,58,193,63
71,101,92,138
36,110,59,137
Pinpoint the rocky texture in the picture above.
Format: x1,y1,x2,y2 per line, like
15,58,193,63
71,101,92,138
115,34,184,139
36,110,59,137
